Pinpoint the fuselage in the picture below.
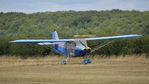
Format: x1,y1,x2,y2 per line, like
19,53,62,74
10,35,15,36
53,42,87,57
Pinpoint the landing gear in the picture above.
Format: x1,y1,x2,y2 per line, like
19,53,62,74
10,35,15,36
61,60,67,65
83,58,92,64
61,55,70,65
82,47,92,64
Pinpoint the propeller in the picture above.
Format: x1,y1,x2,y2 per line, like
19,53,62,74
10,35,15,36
79,40,91,54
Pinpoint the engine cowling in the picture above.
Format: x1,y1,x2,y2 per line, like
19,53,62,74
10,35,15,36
84,47,91,54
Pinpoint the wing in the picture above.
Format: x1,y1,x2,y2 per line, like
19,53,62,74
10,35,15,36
10,39,74,44
10,34,142,44
84,34,142,41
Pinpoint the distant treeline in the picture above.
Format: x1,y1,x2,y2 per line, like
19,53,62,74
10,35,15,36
0,9,149,57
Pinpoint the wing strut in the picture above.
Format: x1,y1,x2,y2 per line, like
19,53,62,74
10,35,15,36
91,41,113,53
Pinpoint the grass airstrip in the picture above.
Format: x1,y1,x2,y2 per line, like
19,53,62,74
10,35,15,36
0,55,149,84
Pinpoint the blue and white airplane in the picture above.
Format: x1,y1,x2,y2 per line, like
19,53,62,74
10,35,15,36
10,31,142,64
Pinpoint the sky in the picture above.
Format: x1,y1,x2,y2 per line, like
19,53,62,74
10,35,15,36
0,0,148,13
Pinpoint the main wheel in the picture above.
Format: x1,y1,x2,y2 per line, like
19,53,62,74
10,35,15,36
83,59,88,64
61,60,67,65
82,59,92,64
87,59,92,64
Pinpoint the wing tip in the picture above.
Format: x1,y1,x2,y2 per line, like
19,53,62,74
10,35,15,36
135,34,143,37
9,41,16,43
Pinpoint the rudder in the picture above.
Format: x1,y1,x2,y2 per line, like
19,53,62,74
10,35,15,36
52,31,59,40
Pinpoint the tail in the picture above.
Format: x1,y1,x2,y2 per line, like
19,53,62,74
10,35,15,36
52,31,60,47
51,31,67,56
52,31,60,48
52,31,59,40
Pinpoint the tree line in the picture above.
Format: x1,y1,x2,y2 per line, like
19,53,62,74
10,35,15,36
0,9,148,57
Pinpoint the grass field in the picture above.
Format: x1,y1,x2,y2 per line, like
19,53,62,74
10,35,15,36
0,55,149,84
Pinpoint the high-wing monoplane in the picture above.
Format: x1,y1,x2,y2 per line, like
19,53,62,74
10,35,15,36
10,31,142,64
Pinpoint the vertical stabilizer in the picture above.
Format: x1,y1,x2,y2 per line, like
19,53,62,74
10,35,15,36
51,31,68,56
52,31,59,40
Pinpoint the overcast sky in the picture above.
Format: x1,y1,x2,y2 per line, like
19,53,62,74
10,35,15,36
0,0,148,13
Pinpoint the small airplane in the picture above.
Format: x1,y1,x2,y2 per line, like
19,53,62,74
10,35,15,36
10,31,142,64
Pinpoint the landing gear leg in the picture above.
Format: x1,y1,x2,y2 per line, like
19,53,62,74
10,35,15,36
83,55,92,64
61,55,70,65
83,49,92,64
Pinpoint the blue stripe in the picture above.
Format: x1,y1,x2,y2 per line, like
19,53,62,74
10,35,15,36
53,45,68,56
75,49,85,56
52,32,56,39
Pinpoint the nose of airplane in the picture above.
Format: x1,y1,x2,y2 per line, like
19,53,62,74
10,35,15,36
84,47,91,54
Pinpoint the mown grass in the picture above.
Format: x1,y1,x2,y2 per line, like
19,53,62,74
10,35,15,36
0,55,149,84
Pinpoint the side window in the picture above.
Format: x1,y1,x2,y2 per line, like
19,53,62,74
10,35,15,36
65,42,76,49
